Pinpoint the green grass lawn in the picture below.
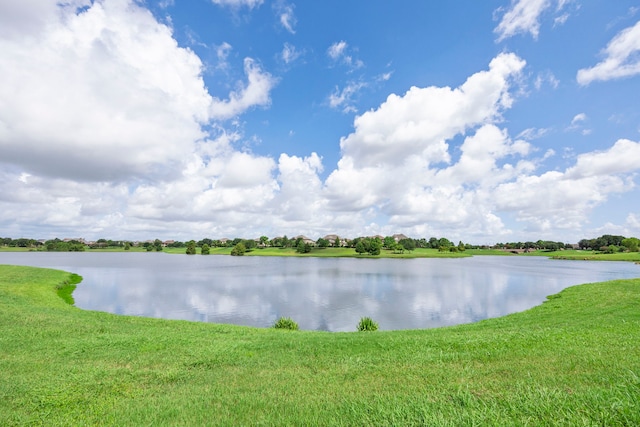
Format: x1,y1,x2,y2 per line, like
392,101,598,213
524,249,640,262
1,265,639,425
163,246,475,258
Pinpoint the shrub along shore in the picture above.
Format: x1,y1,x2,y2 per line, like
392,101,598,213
1,264,639,425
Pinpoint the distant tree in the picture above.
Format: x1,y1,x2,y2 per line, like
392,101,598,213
316,238,329,248
368,238,382,256
186,240,196,255
124,242,131,251
281,235,289,248
198,238,213,247
201,243,210,255
355,241,367,255
12,238,34,248
621,237,639,252
43,239,84,252
578,239,591,250
416,238,428,248
296,240,311,254
437,237,452,249
259,236,269,247
398,238,416,252
231,242,246,256
154,239,163,251
333,235,341,247
603,245,619,254
457,241,466,252
383,236,396,249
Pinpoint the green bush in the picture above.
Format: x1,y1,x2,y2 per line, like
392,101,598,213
230,243,246,256
357,316,379,332
273,317,299,330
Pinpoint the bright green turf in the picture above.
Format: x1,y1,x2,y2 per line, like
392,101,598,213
1,265,639,425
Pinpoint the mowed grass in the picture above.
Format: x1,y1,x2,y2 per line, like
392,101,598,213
1,265,639,425
540,249,640,262
164,246,475,258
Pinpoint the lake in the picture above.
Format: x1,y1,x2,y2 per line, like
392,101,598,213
1,251,638,331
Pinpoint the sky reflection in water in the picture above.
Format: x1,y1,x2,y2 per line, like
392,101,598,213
2,252,639,331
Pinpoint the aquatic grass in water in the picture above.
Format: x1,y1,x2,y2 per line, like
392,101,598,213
357,316,379,331
55,273,82,305
273,316,299,330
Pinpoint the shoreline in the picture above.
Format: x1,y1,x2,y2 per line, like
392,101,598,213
3,245,640,262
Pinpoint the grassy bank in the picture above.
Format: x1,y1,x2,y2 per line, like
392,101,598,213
523,249,640,262
1,265,639,425
163,246,479,258
9,244,640,261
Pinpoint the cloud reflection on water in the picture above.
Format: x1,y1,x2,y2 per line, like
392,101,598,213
2,252,638,331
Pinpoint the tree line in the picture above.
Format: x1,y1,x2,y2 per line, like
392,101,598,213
1,234,638,254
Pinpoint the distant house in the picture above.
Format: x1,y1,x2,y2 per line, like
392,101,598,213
63,237,86,243
323,234,343,247
295,235,316,245
392,233,410,242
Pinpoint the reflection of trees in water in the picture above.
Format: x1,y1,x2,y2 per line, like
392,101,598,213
9,252,637,332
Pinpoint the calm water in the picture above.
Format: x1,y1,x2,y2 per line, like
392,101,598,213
2,252,638,331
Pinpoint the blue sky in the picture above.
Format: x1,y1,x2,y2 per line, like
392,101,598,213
0,0,639,244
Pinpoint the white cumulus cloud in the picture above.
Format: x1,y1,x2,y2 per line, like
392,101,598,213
209,58,277,120
0,0,211,181
335,53,526,169
577,20,640,85
494,0,574,41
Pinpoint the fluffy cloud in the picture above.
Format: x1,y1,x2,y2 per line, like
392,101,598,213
565,139,640,178
335,53,526,169
322,54,528,239
0,0,280,238
210,58,277,119
495,0,551,41
577,20,640,85
0,0,211,181
324,53,640,240
1,2,639,243
494,0,574,41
